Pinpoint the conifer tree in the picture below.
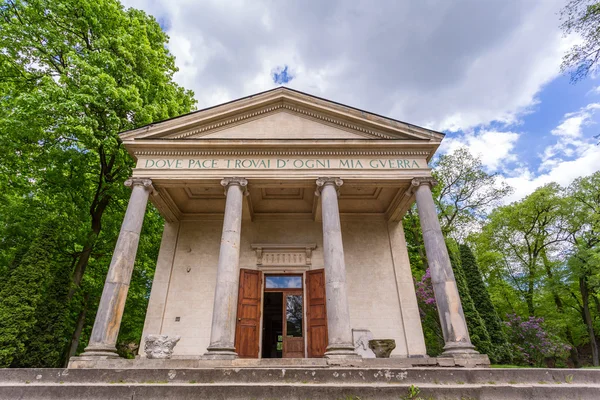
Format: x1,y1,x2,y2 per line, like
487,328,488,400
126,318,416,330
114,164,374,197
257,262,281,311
0,222,59,367
460,243,512,362
446,240,494,359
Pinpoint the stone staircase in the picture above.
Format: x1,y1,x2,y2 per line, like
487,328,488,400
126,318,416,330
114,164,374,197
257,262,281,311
1,366,599,399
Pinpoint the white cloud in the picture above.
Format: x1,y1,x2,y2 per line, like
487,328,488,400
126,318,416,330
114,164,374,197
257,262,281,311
504,102,600,203
439,130,520,171
122,0,572,132
540,103,600,172
504,143,600,203
551,103,600,138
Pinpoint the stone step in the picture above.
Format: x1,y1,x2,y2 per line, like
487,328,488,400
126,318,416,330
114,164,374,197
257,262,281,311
1,382,600,400
1,367,598,385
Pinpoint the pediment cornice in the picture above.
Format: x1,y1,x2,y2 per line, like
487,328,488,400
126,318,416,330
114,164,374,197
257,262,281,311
168,101,397,140
119,88,444,143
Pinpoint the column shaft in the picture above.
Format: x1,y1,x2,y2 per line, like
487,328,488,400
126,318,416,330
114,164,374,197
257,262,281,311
317,178,358,358
83,178,153,357
205,177,247,359
414,179,477,355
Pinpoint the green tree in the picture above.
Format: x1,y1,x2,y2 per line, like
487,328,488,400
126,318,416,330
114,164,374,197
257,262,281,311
0,0,195,366
446,239,494,359
564,172,600,366
433,147,512,237
459,243,512,363
0,222,64,367
479,184,571,317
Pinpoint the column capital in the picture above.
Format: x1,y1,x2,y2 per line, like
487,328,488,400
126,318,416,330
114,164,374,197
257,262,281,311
315,177,343,196
221,177,248,196
125,178,155,194
411,177,437,189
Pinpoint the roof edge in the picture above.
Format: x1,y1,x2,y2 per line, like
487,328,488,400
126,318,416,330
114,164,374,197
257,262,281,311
119,87,445,140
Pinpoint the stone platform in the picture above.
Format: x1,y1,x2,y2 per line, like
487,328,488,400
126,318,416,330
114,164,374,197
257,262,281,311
67,354,491,369
1,364,600,400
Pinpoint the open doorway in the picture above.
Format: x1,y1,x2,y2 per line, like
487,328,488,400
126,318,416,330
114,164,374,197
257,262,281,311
261,275,304,358
261,292,283,358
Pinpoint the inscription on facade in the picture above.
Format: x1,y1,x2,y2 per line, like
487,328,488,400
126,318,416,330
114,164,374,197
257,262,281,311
140,158,423,170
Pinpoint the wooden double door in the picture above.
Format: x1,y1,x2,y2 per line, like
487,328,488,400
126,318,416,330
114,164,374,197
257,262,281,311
234,269,328,358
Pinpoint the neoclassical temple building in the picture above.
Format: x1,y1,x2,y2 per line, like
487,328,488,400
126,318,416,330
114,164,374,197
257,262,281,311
76,88,486,365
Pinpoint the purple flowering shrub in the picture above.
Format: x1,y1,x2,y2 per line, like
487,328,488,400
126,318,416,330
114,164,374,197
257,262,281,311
415,269,436,310
505,314,571,366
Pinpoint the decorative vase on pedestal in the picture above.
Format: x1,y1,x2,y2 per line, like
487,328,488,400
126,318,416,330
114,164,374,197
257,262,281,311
368,339,396,358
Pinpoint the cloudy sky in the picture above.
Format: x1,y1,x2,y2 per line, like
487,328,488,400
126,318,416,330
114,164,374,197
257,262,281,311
124,0,599,203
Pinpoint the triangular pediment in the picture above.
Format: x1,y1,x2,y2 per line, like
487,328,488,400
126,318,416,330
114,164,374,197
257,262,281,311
186,109,382,140
119,87,444,142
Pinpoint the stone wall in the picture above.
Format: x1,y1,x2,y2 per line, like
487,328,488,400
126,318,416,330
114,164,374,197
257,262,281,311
141,218,426,357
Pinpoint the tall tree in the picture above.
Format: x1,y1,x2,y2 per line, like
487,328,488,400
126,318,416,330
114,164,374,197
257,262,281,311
446,240,494,359
479,184,571,317
0,0,195,367
0,221,64,367
459,243,512,363
432,147,512,238
565,172,600,366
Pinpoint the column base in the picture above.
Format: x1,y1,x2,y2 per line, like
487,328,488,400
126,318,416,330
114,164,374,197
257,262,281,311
441,341,479,356
324,343,360,359
437,353,491,368
80,344,120,358
204,345,238,360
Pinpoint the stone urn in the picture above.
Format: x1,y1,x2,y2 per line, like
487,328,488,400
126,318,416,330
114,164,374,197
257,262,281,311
144,334,181,359
368,339,396,358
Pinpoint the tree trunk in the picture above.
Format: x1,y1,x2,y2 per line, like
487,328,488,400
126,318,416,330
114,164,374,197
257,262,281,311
594,294,600,317
67,192,110,301
63,293,90,367
580,276,599,366
67,233,97,300
526,269,535,317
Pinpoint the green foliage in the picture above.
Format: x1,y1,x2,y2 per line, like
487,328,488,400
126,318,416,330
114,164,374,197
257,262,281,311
0,222,62,367
0,0,195,367
472,172,600,367
16,254,73,367
459,243,512,363
446,239,494,358
432,147,512,237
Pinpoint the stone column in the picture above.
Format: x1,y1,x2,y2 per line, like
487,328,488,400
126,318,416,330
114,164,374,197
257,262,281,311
82,178,154,357
316,177,358,358
205,177,247,359
413,177,477,355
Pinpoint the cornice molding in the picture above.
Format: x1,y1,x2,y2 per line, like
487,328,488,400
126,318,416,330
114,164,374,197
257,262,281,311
168,102,398,140
133,150,431,156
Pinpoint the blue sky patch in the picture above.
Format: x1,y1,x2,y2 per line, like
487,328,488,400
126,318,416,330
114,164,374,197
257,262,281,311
272,65,294,85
